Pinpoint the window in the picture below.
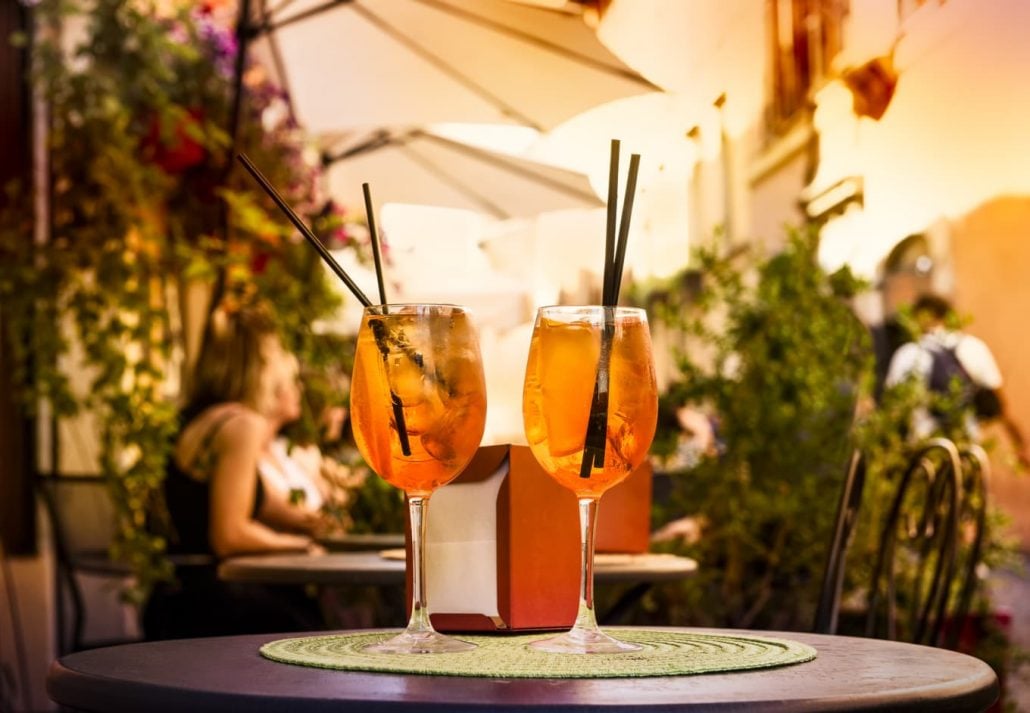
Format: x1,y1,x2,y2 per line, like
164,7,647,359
766,0,849,135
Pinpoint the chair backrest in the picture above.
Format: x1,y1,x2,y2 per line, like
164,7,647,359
35,474,132,654
813,449,866,635
37,475,118,557
864,437,962,646
815,437,971,648
944,443,991,649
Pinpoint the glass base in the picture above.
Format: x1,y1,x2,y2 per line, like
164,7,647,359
530,627,643,654
363,629,476,655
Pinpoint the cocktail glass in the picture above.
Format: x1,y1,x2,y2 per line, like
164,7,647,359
522,305,658,653
350,304,487,653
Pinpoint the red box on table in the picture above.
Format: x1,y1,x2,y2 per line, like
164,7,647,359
407,443,652,632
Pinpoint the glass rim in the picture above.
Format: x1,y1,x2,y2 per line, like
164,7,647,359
536,304,647,317
363,303,468,315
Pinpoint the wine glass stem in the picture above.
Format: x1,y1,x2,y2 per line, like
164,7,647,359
406,494,434,635
573,496,601,633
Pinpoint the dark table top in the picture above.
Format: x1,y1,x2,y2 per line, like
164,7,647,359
47,628,999,712
217,551,698,587
318,533,406,552
220,551,406,587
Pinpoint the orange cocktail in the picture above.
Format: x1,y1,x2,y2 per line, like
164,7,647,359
522,305,657,653
524,308,657,498
352,307,486,495
350,304,486,653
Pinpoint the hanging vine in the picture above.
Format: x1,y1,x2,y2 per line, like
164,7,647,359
0,0,366,598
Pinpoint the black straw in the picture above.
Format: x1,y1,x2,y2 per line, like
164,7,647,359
237,153,372,308
370,318,412,457
237,154,411,456
611,153,640,304
603,139,620,306
360,183,412,456
579,144,642,478
579,322,613,479
362,182,389,305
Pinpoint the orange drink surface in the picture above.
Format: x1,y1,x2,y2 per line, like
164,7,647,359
523,307,658,498
350,305,487,496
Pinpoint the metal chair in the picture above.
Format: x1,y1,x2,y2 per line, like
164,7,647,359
815,438,967,648
813,449,866,635
36,474,137,654
944,443,991,649
865,437,962,646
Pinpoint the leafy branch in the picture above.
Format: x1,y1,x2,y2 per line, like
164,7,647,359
0,0,367,597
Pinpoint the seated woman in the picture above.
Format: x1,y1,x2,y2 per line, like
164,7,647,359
258,433,327,529
143,303,328,640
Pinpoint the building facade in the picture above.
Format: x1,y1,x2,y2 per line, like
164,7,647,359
598,0,1030,542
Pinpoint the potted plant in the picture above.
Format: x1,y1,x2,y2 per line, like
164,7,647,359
636,227,870,630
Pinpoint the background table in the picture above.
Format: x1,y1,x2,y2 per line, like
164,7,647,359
221,552,408,587
47,628,999,712
218,551,697,587
318,533,405,552
218,551,698,625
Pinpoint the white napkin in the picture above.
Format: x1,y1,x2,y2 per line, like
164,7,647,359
424,456,508,616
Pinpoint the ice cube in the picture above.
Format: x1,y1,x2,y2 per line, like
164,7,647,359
605,411,639,474
537,321,598,458
402,382,444,436
386,353,427,406
420,392,486,465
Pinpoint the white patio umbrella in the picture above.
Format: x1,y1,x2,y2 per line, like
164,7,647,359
322,126,603,219
245,0,656,134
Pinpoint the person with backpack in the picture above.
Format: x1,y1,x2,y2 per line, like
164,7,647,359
885,294,1026,465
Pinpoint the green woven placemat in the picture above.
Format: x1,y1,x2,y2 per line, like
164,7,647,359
260,630,816,678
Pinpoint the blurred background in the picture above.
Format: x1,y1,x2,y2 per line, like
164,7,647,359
3,0,1030,710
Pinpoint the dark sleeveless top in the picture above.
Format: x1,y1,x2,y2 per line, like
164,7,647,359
163,409,264,557
144,407,323,641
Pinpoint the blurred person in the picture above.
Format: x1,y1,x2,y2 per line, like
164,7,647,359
886,293,1027,463
650,404,718,545
672,405,720,467
268,364,364,534
143,303,329,640
259,402,358,536
259,435,326,518
254,351,340,534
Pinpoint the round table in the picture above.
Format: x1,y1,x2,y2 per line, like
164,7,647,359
47,628,998,712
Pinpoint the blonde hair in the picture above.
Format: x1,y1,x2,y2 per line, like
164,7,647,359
185,304,287,419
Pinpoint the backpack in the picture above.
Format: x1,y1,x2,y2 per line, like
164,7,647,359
926,342,1002,420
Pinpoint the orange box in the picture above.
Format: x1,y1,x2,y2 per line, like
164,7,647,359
408,444,652,632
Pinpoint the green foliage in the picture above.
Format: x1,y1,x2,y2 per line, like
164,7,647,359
639,226,1011,641
0,0,366,596
345,475,408,535
647,227,874,629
